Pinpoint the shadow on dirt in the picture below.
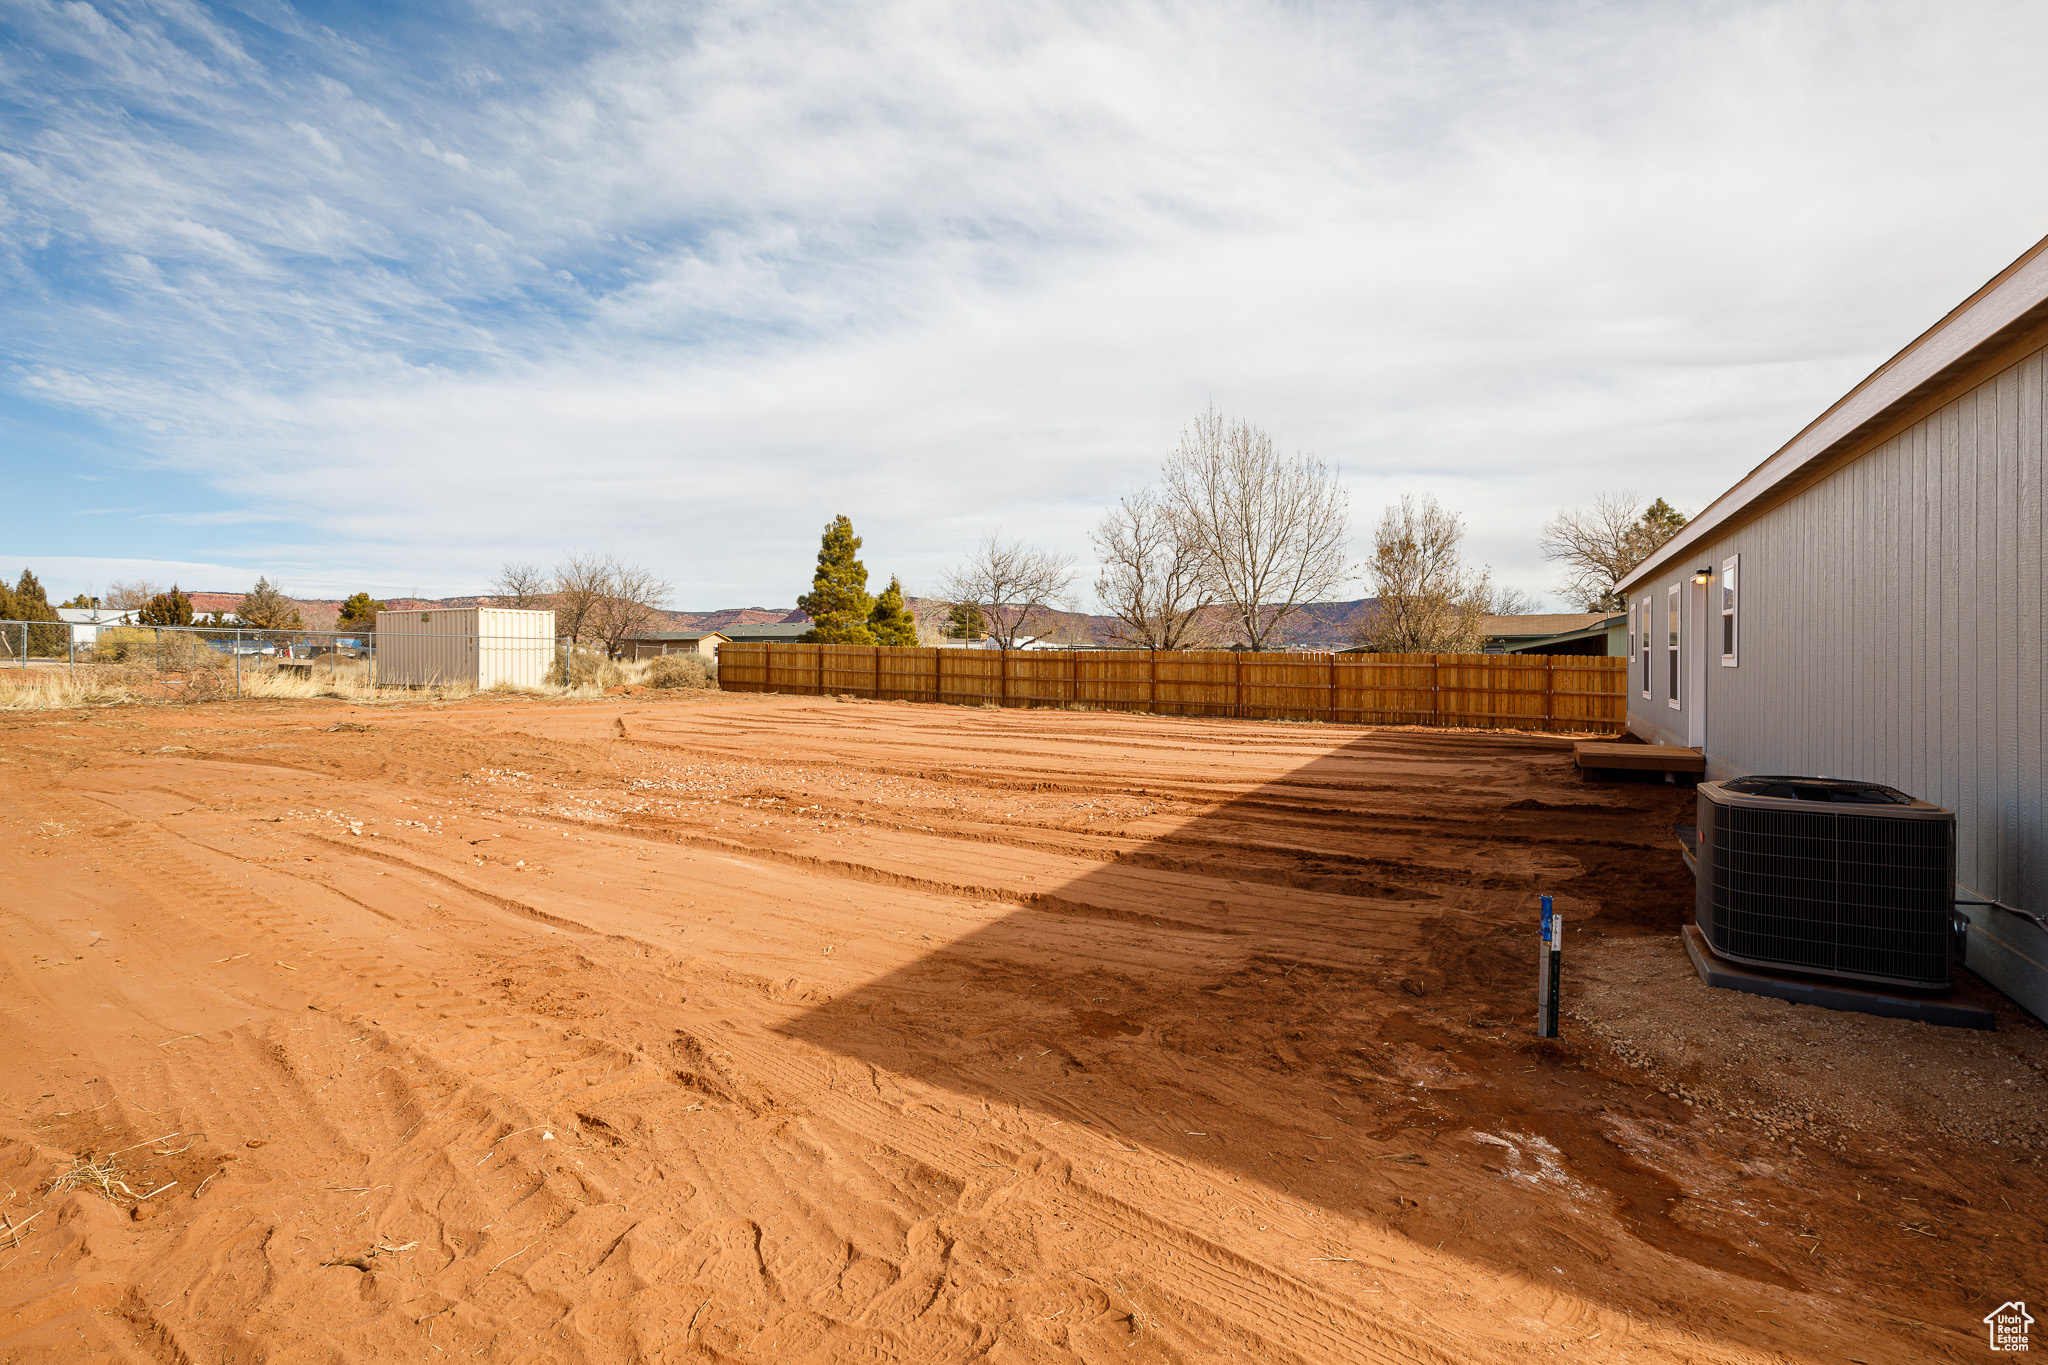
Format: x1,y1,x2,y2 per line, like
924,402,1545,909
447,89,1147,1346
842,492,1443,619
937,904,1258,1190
775,724,1799,1321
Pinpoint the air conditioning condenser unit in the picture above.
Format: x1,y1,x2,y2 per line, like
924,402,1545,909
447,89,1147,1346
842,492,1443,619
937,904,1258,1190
1695,775,1961,990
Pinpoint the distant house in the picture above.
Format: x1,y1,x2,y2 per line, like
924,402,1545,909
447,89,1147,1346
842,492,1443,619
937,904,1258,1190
620,630,728,659
718,622,815,645
1616,230,2048,1023
55,606,140,647
1481,612,1626,656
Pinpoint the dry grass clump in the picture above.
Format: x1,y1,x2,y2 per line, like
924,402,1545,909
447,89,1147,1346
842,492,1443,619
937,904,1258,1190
88,628,214,668
239,660,393,702
1,646,711,710
549,648,626,690
645,653,715,689
49,1152,138,1203
0,669,134,710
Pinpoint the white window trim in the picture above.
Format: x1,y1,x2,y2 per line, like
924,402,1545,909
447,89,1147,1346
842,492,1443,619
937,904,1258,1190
1638,595,1652,699
1627,603,1636,695
1719,554,1739,667
1666,583,1681,710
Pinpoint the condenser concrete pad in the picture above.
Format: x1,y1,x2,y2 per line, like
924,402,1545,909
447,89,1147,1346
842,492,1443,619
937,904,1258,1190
1681,924,1994,1030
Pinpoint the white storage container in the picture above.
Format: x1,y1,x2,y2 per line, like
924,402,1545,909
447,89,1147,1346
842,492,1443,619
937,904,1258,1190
375,608,556,689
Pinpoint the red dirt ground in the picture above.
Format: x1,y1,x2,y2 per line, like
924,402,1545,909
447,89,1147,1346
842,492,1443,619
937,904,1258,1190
0,693,2041,1364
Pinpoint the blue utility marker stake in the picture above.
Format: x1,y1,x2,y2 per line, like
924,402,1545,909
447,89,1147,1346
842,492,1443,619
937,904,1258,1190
1536,895,1554,1035
1544,915,1564,1039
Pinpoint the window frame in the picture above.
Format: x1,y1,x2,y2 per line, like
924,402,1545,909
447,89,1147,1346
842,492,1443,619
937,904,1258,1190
1666,583,1681,710
1638,595,1652,699
1719,554,1739,667
1626,602,1635,688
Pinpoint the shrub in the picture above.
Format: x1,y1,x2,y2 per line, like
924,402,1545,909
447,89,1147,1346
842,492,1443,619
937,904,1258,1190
645,653,714,689
548,647,625,689
90,628,221,670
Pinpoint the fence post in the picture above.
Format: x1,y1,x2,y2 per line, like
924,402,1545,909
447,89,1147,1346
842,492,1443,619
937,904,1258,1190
934,647,944,704
1149,649,1157,713
235,630,242,698
18,623,25,670
1000,648,1009,708
1235,652,1243,718
1433,655,1444,725
873,646,881,700
815,644,823,696
1326,653,1335,723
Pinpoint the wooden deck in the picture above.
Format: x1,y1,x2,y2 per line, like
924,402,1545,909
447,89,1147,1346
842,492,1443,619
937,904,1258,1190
1573,741,1705,774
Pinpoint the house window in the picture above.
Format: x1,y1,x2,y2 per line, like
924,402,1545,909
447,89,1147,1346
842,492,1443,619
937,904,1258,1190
1720,555,1739,666
1666,583,1681,709
1627,602,1637,688
1638,596,1652,698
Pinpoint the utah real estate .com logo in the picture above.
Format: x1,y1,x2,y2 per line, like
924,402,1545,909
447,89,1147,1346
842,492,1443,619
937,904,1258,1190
1986,1302,2034,1352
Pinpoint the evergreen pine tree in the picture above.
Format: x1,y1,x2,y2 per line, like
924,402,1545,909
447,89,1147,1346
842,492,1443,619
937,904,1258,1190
868,576,917,647
797,516,877,644
945,602,986,639
337,592,383,631
13,569,66,652
13,569,57,621
1638,498,1688,539
138,585,195,626
0,580,16,622
237,577,304,631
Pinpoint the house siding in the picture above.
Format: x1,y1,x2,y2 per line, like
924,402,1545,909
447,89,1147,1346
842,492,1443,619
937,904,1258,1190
1626,343,2048,1018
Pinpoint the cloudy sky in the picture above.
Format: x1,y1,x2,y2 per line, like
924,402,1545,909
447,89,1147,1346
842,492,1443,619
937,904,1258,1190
4,0,2046,612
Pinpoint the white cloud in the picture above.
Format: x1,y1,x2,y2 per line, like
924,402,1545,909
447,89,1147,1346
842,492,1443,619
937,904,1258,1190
5,0,2048,607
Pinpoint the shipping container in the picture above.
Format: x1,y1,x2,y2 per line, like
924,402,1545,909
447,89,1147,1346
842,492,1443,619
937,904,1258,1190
374,608,556,689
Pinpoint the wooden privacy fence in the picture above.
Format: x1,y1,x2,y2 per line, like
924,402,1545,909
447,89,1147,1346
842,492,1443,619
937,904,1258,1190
718,644,1627,733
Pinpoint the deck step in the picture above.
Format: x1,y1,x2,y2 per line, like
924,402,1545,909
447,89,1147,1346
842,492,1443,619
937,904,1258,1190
1573,740,1704,773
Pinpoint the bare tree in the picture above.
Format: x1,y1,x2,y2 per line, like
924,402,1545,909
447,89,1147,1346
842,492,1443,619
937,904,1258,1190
547,553,670,654
1160,406,1349,650
1538,492,1687,612
1483,583,1545,616
585,558,673,657
103,579,163,612
1091,490,1216,649
551,552,609,645
907,594,950,647
1354,495,1490,654
937,534,1075,649
490,561,555,609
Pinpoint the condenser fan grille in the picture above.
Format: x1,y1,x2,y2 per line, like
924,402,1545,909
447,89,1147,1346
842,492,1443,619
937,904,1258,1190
1706,799,1953,987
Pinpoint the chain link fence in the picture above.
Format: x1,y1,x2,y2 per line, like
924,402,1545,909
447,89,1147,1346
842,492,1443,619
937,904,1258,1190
0,620,718,709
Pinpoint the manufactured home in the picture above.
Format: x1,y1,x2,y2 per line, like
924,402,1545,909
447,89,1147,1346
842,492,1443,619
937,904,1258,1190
1619,232,2048,1022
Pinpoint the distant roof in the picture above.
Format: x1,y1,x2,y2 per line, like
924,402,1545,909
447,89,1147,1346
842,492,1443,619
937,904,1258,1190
719,623,813,639
1481,613,1620,638
623,630,729,641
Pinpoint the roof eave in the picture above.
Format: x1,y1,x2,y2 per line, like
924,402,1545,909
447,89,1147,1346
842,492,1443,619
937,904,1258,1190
1619,231,2048,593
